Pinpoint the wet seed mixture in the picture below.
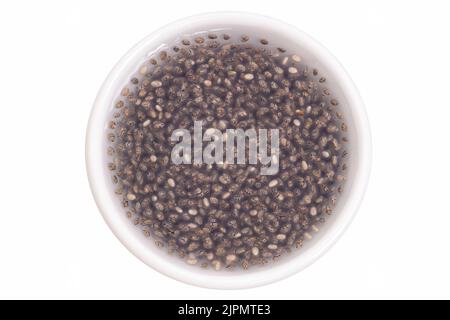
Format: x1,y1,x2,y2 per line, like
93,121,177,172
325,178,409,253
107,33,349,270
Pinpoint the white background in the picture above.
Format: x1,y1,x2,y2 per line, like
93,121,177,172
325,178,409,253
0,0,449,299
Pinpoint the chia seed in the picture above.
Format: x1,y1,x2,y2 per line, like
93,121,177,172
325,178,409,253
106,31,349,270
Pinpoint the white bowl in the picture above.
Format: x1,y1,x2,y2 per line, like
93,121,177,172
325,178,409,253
86,11,371,289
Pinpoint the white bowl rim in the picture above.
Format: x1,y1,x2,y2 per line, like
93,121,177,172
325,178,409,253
86,11,372,289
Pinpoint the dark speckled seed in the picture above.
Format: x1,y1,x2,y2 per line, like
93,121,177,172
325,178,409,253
240,35,249,42
107,33,347,270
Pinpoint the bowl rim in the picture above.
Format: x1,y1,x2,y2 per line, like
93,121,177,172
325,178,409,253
86,11,372,289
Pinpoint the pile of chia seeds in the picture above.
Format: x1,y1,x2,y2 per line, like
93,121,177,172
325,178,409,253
106,32,348,270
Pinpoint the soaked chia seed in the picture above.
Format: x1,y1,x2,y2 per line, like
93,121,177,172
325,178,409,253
106,32,349,270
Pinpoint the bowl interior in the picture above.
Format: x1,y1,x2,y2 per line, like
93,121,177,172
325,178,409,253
87,12,370,289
